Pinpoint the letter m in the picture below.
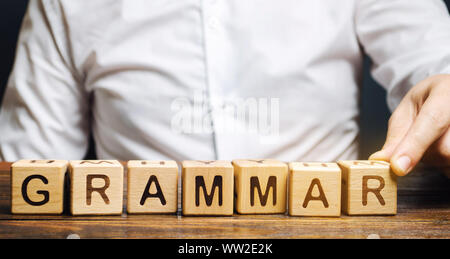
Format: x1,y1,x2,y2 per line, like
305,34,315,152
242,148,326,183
250,176,277,206
195,175,223,206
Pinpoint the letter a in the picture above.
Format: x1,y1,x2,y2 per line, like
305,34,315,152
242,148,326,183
302,178,329,208
140,175,167,206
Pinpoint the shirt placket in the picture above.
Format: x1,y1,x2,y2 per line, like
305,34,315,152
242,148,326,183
200,0,227,159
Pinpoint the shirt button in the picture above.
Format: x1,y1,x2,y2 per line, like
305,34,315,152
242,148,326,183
208,17,219,30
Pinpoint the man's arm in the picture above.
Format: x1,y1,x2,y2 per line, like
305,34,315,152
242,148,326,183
0,0,90,160
355,0,450,176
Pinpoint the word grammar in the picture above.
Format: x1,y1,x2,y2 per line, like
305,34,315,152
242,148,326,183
10,159,397,216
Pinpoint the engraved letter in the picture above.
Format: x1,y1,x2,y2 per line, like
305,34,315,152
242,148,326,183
362,175,385,206
195,175,222,206
86,175,110,205
140,175,166,206
22,175,49,206
302,178,329,208
250,176,277,206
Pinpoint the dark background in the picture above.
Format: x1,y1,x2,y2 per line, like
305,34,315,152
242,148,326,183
0,1,449,160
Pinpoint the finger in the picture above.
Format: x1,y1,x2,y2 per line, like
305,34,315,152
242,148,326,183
369,95,416,161
422,128,450,166
370,77,433,161
390,95,450,176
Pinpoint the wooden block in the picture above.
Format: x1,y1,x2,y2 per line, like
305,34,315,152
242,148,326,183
288,162,341,217
11,160,68,214
182,160,234,216
69,160,123,215
233,159,288,214
338,160,397,215
127,160,178,214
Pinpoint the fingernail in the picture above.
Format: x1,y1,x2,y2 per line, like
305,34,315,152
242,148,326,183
394,156,411,175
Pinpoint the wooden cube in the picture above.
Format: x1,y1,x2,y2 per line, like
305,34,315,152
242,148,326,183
127,160,178,214
288,162,341,217
338,160,397,215
182,160,233,216
69,160,123,215
233,159,288,214
11,160,68,214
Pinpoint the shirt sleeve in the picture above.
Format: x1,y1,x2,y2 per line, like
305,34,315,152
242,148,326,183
356,0,450,111
0,0,90,161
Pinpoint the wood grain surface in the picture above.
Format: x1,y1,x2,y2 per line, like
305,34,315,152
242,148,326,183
0,162,448,239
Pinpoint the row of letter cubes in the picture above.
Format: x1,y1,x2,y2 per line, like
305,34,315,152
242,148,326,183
11,159,397,216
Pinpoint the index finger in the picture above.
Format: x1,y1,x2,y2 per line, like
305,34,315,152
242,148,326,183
390,94,450,176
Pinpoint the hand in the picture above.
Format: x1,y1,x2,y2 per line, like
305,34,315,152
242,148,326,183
369,74,450,176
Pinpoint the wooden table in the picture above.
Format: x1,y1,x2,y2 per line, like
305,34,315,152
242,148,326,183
0,162,448,239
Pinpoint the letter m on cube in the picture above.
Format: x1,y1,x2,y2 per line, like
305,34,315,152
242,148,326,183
233,159,288,214
182,161,234,216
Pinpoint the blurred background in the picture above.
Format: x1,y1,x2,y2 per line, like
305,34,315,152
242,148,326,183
0,1,449,160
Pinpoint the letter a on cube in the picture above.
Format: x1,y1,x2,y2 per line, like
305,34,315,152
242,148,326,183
233,159,288,214
182,161,233,216
288,162,341,217
11,160,68,214
127,160,178,214
70,160,123,215
338,160,397,215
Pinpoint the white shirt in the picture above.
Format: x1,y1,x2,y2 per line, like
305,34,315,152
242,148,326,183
1,0,450,162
